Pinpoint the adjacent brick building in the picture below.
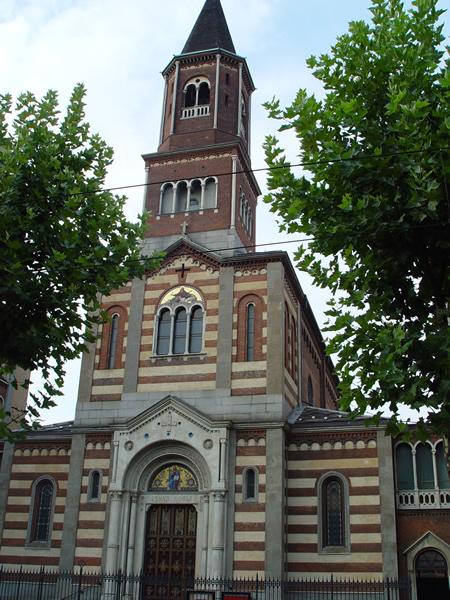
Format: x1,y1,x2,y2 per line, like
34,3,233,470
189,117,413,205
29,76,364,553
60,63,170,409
0,2,449,599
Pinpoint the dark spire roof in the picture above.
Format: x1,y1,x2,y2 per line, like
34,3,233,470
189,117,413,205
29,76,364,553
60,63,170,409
182,0,236,54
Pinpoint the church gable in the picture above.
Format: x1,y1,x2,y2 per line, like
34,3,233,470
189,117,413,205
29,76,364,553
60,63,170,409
139,250,221,393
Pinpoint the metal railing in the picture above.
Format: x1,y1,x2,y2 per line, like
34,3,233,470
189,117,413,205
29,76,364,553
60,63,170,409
0,566,411,600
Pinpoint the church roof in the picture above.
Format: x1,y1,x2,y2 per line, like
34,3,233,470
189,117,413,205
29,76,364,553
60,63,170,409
289,405,389,429
182,0,236,55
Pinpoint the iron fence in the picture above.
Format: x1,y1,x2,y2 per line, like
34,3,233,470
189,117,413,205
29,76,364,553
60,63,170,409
0,566,411,600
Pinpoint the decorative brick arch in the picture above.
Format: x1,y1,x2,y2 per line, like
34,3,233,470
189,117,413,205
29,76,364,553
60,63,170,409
236,293,264,361
99,305,127,370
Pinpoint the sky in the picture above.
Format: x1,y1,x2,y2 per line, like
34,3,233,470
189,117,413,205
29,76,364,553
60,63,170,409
1,0,449,425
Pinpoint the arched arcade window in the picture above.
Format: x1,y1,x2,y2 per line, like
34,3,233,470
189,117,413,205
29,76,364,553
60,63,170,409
155,286,205,356
182,77,211,118
159,177,217,214
307,375,314,405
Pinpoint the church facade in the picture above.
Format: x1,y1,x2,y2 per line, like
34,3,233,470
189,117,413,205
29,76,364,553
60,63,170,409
0,1,449,598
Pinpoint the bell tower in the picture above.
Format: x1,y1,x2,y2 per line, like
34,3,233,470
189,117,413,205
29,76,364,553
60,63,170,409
142,0,260,256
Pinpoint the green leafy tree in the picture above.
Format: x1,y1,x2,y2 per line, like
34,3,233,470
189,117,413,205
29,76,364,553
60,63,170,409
0,84,161,440
264,0,449,438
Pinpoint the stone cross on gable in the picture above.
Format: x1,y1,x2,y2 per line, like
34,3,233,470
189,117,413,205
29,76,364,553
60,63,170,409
181,221,188,236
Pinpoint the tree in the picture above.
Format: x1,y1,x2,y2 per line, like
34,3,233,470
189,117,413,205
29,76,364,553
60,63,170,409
264,0,449,439
0,84,161,440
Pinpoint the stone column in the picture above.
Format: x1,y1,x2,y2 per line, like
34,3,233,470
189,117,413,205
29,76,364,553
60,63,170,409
127,494,138,576
210,492,226,577
201,495,210,575
105,491,123,573
0,442,14,542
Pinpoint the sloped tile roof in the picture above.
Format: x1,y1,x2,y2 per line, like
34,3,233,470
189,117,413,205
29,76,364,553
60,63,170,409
182,0,236,54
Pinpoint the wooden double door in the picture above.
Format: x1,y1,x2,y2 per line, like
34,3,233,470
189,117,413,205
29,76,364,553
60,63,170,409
143,504,197,600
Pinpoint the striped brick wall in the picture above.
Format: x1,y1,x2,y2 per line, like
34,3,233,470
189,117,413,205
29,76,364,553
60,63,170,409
284,282,299,408
75,435,112,567
92,285,132,402
0,441,71,566
286,433,383,578
231,266,268,396
233,431,266,577
138,254,220,393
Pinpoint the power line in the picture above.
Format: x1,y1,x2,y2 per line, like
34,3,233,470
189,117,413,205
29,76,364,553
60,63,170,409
68,146,450,197
25,221,445,275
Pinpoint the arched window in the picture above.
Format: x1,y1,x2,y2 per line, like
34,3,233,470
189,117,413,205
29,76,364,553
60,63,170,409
243,468,258,502
182,78,211,118
29,478,54,544
175,182,188,213
156,309,171,356
107,313,120,370
189,180,202,211
88,470,102,502
246,303,255,361
416,443,434,490
161,183,174,214
189,307,204,353
395,444,414,490
203,178,217,209
321,476,346,548
237,294,263,362
184,84,196,108
173,308,188,354
436,442,450,489
198,82,210,105
291,321,297,382
307,375,314,405
154,287,205,357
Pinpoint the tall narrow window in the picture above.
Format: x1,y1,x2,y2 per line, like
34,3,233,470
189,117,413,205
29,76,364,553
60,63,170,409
107,314,120,369
184,84,196,108
243,468,258,501
173,308,188,354
323,477,344,547
88,470,101,502
189,307,203,353
395,444,414,490
246,303,255,361
203,178,217,209
161,183,174,214
30,479,54,543
175,182,188,212
157,309,171,355
436,442,450,489
416,443,434,490
198,82,210,105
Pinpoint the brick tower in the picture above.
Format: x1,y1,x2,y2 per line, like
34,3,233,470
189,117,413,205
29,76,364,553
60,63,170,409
142,0,260,256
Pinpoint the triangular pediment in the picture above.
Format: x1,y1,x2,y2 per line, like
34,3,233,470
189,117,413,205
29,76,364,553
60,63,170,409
124,395,229,437
403,530,450,556
147,238,222,279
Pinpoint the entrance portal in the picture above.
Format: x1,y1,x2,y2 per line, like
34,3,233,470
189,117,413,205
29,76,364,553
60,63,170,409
416,549,450,600
143,504,197,600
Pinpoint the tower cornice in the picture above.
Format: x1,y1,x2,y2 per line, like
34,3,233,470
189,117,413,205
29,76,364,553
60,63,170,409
162,49,256,93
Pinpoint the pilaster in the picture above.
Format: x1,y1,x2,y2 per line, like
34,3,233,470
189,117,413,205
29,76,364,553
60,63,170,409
59,433,86,571
266,262,285,395
123,278,146,393
377,430,399,578
265,427,286,578
0,442,14,542
216,266,234,389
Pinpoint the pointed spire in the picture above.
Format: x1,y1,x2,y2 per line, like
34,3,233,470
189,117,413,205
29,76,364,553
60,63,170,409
182,0,236,54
